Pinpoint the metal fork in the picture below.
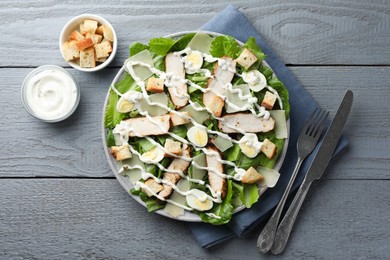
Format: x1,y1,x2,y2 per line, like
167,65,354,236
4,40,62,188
257,107,329,253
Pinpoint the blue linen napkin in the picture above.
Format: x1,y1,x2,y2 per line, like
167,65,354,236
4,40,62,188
187,5,349,248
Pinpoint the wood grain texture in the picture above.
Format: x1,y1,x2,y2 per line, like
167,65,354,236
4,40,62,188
1,67,389,179
0,179,389,259
0,0,389,66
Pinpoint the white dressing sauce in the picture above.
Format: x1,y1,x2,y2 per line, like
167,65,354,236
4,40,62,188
24,68,78,121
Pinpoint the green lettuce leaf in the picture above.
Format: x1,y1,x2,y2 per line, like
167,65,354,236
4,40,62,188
268,77,290,118
140,192,166,212
104,73,141,129
171,125,187,139
242,37,266,62
199,179,234,225
106,130,116,147
153,54,165,71
169,33,196,52
241,183,260,208
129,42,149,57
259,63,273,81
136,138,155,152
148,38,176,56
224,144,241,162
210,35,241,59
258,137,285,169
104,91,124,129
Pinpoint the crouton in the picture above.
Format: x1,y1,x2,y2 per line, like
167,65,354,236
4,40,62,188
170,111,191,126
146,77,164,93
261,91,277,110
86,33,103,44
203,57,235,116
69,30,84,41
96,25,104,35
241,167,264,184
143,178,164,197
75,37,94,51
103,25,114,42
79,47,95,68
83,19,98,35
94,41,112,59
164,139,182,156
260,138,277,159
203,92,224,117
111,144,132,161
79,23,87,35
62,41,80,61
96,57,108,63
236,48,258,69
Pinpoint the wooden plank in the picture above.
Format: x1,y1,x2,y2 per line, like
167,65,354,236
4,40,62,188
1,67,388,179
0,0,389,66
0,179,388,259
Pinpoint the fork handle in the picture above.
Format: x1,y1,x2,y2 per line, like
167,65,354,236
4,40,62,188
271,181,312,254
257,157,303,253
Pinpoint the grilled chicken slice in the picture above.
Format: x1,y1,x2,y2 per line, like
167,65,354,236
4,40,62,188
124,114,170,137
218,113,275,133
203,57,236,117
165,53,188,109
159,144,191,199
205,146,226,199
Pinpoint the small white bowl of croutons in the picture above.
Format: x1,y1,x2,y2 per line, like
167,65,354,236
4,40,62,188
60,14,117,72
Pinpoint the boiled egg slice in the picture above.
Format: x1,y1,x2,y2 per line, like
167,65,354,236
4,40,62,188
187,125,208,147
239,133,263,158
186,189,213,211
242,70,267,92
116,90,143,113
184,51,204,74
140,146,165,164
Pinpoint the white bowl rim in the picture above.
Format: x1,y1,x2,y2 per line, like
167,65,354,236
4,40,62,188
101,30,290,222
21,65,80,123
59,13,117,72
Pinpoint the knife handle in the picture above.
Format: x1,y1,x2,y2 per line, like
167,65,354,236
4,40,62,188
271,181,312,254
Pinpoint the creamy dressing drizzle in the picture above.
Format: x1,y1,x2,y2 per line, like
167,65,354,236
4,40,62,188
114,48,282,211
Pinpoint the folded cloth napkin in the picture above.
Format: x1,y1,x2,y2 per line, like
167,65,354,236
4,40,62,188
187,5,349,248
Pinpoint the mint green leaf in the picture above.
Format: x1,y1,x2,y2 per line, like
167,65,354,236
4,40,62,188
148,38,176,56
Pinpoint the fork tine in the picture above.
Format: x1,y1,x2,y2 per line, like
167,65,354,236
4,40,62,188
302,107,319,135
306,108,323,136
312,110,329,138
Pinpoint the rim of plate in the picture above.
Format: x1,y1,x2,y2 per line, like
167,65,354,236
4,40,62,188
101,30,290,222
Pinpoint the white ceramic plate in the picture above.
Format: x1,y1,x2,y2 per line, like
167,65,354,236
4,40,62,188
102,31,289,222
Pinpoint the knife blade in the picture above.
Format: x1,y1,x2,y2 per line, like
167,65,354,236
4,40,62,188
304,89,353,183
270,90,353,254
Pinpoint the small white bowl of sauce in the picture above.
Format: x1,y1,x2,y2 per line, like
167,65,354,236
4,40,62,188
21,65,80,123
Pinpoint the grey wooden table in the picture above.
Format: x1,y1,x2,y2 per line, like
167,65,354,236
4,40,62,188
1,1,389,259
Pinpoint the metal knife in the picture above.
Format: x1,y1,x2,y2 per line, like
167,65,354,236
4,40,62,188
270,90,353,254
